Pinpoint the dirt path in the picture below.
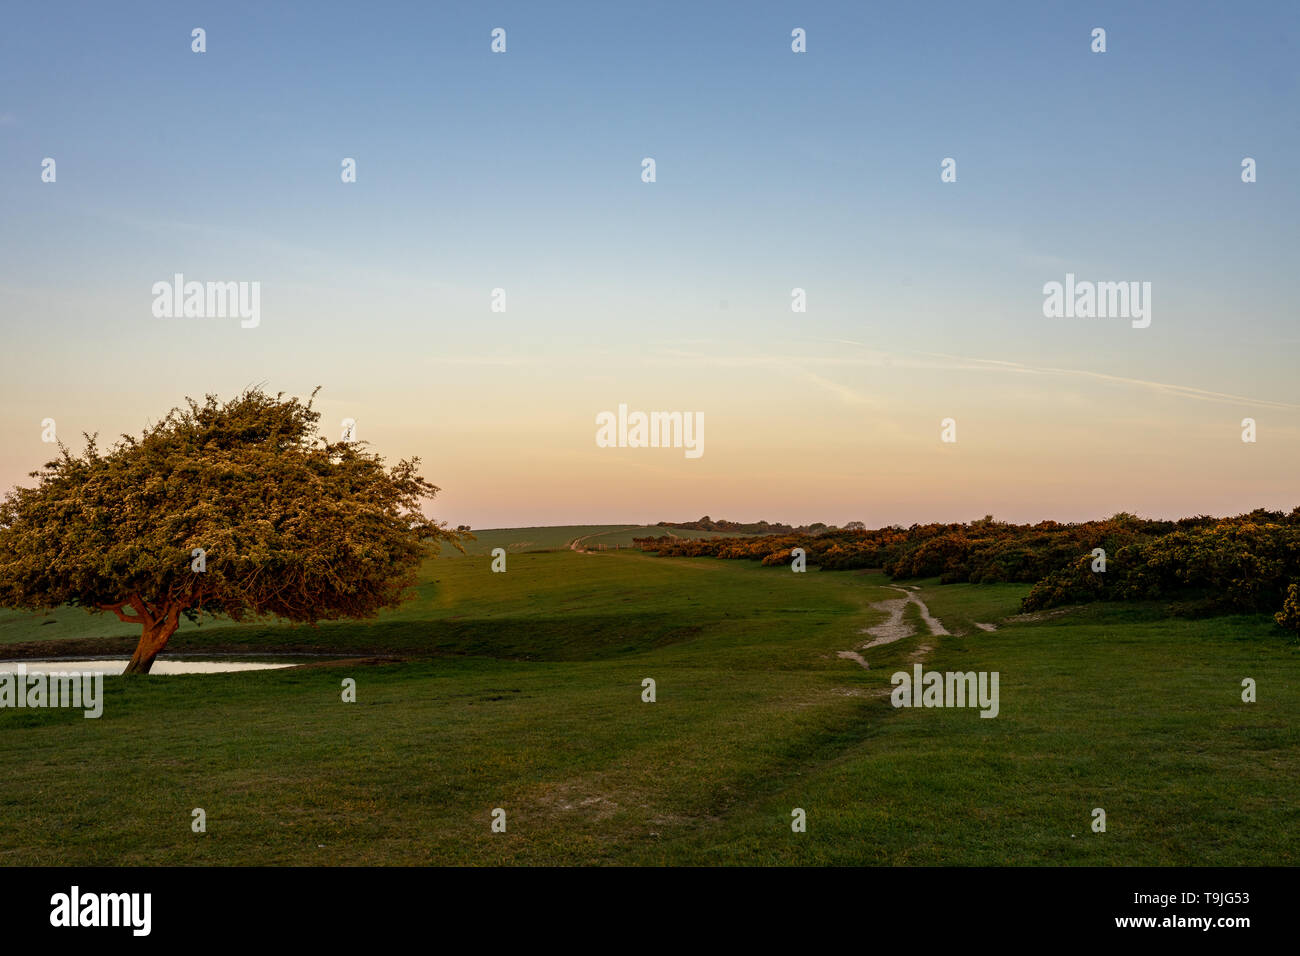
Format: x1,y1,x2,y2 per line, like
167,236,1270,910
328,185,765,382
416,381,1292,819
568,532,601,554
569,529,631,554
903,587,950,637
863,586,949,645
838,585,949,669
570,526,682,555
836,650,870,669
861,596,912,648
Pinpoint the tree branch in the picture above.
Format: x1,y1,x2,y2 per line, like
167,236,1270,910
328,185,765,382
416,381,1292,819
127,594,157,628
96,601,145,625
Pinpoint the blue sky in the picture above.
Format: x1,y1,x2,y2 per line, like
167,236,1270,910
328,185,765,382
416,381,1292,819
1,1,1297,526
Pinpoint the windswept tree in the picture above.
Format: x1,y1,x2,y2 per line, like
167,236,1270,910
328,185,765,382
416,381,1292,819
0,388,465,673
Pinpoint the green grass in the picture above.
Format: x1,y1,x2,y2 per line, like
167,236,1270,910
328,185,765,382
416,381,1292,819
452,525,621,555
451,523,743,556
0,542,1295,865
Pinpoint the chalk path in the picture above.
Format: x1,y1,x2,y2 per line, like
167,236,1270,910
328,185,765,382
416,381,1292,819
838,586,951,670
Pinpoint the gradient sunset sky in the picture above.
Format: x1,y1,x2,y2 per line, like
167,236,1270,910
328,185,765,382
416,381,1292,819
2,1,1297,529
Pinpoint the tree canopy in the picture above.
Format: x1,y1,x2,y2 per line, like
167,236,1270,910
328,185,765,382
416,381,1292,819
0,387,465,672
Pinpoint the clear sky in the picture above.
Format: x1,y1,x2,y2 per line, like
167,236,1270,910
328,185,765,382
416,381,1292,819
2,1,1297,529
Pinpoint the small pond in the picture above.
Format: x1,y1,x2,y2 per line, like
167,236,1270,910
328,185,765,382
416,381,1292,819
0,660,295,675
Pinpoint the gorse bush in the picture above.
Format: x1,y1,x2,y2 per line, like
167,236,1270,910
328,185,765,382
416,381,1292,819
1022,520,1300,617
1276,583,1300,634
635,513,1183,580
636,508,1300,633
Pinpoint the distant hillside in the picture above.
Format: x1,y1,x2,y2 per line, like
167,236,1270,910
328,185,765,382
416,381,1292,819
657,516,859,535
452,524,746,556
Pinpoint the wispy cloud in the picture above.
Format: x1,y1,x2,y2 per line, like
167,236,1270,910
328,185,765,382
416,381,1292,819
794,368,877,406
644,339,1300,412
421,339,1298,413
877,344,1300,411
425,355,540,367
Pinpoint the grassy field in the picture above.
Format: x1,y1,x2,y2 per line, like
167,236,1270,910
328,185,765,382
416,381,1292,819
1,536,1296,865
0,524,744,647
458,524,743,555
452,524,622,555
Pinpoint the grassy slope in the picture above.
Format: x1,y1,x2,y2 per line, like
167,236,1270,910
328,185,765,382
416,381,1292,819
0,526,619,644
452,525,619,555
0,525,740,645
0,549,1295,865
454,524,741,556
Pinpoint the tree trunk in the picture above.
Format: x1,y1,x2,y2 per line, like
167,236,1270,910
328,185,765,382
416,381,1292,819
123,619,179,675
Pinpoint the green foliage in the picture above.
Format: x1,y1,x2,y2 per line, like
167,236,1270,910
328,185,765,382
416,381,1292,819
1276,583,1300,634
658,515,798,534
638,509,1300,631
635,513,1173,581
0,388,464,632
1023,519,1300,621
